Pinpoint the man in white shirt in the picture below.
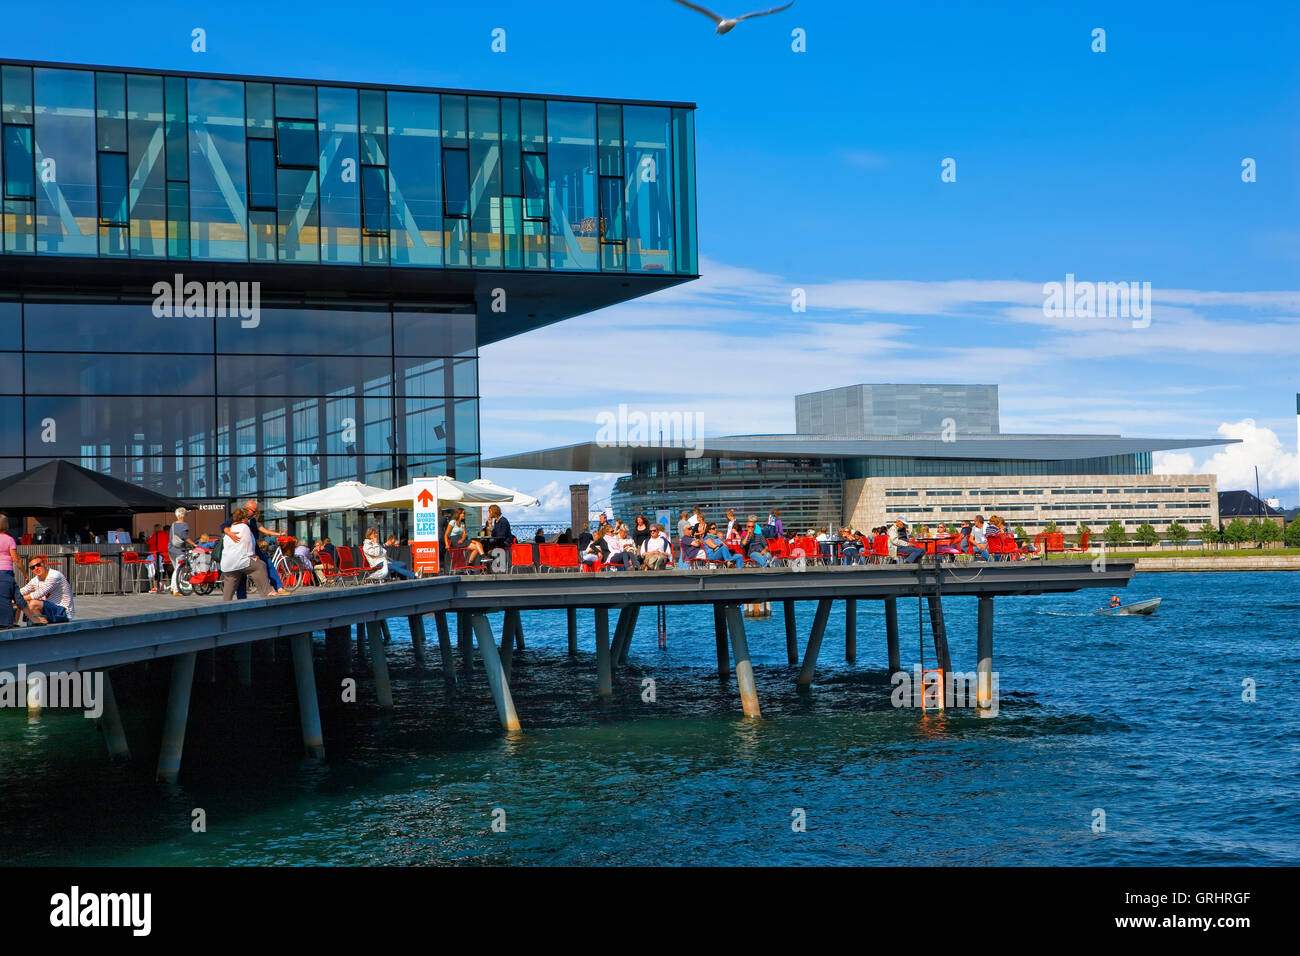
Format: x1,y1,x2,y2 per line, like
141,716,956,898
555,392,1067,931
641,525,670,570
969,515,991,561
18,555,75,624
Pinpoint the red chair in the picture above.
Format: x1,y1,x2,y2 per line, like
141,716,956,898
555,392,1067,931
315,551,356,586
1064,530,1091,554
332,547,370,582
74,551,111,595
120,551,148,593
766,537,791,567
539,543,580,572
873,535,891,563
509,542,536,573
448,547,489,574
789,536,824,566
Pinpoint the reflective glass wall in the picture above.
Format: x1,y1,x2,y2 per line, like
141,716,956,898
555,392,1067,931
0,62,698,275
0,297,479,498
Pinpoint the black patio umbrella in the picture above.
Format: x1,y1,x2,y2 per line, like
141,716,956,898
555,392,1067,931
0,460,187,538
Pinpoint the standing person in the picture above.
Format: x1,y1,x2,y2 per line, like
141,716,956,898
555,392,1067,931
632,515,652,550
146,523,169,593
677,510,690,541
724,508,738,538
242,500,287,594
17,555,74,624
577,522,593,552
596,512,612,535
219,508,276,601
766,508,783,539
167,507,197,596
0,516,25,627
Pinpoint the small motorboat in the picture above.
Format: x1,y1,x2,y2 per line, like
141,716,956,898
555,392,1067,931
1098,597,1161,616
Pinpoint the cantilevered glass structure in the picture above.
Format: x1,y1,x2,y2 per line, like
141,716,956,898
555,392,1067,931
0,60,698,500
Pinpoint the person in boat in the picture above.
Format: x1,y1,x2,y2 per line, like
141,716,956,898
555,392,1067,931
1110,595,1121,608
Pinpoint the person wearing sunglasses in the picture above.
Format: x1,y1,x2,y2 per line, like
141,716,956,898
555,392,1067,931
17,555,74,625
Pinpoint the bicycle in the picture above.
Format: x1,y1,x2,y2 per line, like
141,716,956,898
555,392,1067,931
271,550,306,593
175,548,219,596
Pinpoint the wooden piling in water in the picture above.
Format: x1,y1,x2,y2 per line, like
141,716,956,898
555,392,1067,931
471,613,521,731
408,614,427,667
595,607,612,699
290,633,325,759
845,598,857,663
99,671,130,761
927,595,953,707
157,652,197,781
566,607,578,656
797,598,833,688
366,621,394,708
783,600,798,665
724,604,761,718
977,595,994,716
713,603,729,680
885,596,901,674
433,612,456,691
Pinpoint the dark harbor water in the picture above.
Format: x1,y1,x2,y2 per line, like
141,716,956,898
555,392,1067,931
1,571,1296,866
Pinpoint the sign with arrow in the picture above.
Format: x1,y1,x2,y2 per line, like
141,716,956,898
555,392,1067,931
412,477,440,575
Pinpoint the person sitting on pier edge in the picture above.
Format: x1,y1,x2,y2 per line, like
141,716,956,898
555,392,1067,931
703,523,744,568
679,526,705,564
739,517,771,567
219,508,277,602
968,516,991,561
363,527,414,580
17,554,74,625
888,519,926,564
582,527,610,567
632,514,652,550
605,527,643,570
641,524,671,570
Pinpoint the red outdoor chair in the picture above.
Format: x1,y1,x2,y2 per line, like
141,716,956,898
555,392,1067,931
1064,530,1091,554
538,543,580,572
509,542,536,573
332,547,371,582
448,547,489,574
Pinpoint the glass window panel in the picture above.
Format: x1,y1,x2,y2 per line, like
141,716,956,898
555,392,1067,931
249,208,275,261
187,78,247,261
275,84,316,119
599,175,624,241
502,194,522,269
318,86,360,264
26,395,213,458
33,68,98,257
441,94,466,142
0,353,20,389
402,399,446,458
26,352,214,394
2,66,34,125
522,152,546,219
217,354,391,395
547,100,597,271
452,356,476,395
393,311,475,355
164,76,187,181
167,180,189,258
361,165,388,235
452,398,478,454
672,107,696,274
126,74,166,258
359,89,387,165
25,301,214,352
97,152,128,225
444,217,468,268
3,125,34,199
500,97,521,196
95,73,127,153
520,98,545,149
522,216,547,269
216,306,390,354
245,82,273,137
276,119,317,168
277,166,319,262
248,137,276,210
597,102,622,176
387,91,441,266
468,96,500,268
396,357,445,398
0,301,20,346
443,147,468,217
0,397,23,454
624,105,674,273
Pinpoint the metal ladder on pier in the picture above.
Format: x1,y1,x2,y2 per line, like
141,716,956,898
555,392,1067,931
917,560,944,711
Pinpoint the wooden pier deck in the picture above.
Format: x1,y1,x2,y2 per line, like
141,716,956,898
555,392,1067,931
0,560,1135,780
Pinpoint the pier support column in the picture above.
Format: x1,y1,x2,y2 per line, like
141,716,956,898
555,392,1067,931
290,633,325,759
236,644,253,690
434,612,456,691
615,605,641,665
514,613,525,651
408,614,427,667
713,603,729,681
99,671,130,761
845,598,857,663
594,607,612,699
783,600,798,665
885,597,901,674
367,621,394,709
379,620,393,645
500,610,516,683
355,622,367,666
471,613,521,731
797,598,833,689
977,595,994,716
927,596,954,707
156,652,197,782
566,607,578,656
457,611,473,678
725,604,762,718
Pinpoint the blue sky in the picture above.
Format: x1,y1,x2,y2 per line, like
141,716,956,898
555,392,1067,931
11,1,1299,512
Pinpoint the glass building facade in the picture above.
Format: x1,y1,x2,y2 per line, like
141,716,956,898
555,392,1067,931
0,61,697,504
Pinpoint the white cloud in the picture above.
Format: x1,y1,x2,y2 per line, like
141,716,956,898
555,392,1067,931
1153,420,1299,501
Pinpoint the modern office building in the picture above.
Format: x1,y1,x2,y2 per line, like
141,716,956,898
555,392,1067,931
0,59,698,522
484,385,1235,534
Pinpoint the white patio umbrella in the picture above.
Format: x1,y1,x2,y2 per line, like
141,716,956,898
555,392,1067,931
359,476,511,509
272,480,391,513
467,477,540,507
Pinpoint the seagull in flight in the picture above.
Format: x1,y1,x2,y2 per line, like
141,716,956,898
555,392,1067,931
671,0,796,35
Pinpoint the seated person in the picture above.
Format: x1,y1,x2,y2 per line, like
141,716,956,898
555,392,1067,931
640,525,671,570
888,519,926,564
703,523,745,568
738,519,770,567
582,528,611,566
445,508,487,566
838,526,860,565
362,527,414,580
605,528,643,570
482,505,513,559
679,528,706,564
18,555,75,625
